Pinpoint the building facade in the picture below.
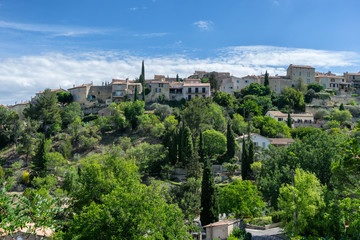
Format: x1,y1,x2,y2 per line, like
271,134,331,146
287,64,316,85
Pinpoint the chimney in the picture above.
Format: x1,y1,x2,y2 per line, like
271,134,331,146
73,84,75,87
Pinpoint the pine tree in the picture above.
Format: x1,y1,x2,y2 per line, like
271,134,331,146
200,159,219,226
264,70,269,86
226,120,236,161
134,85,138,102
287,112,292,128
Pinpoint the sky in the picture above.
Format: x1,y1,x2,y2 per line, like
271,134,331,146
0,0,360,105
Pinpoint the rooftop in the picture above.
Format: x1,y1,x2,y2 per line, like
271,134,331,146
267,111,313,118
203,219,240,228
68,83,92,90
269,138,295,145
289,64,315,69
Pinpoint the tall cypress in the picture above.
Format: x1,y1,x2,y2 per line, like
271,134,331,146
200,159,219,226
178,122,184,165
140,60,146,102
287,112,292,128
183,125,193,167
168,130,178,165
247,139,254,179
176,74,179,82
241,137,249,180
32,134,48,176
199,131,205,163
264,70,269,86
226,120,236,161
134,85,138,102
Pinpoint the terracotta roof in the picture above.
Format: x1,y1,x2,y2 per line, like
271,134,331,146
289,64,315,69
203,219,240,228
345,72,360,76
68,83,92,90
128,82,142,86
112,79,127,83
270,138,295,145
0,104,8,109
236,133,269,141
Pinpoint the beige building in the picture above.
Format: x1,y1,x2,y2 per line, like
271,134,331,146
259,75,292,94
146,80,170,102
344,72,360,91
8,101,29,119
35,88,67,99
203,219,241,240
287,64,315,85
183,82,210,100
315,75,349,90
68,83,93,106
266,111,314,123
112,79,142,102
169,82,184,101
88,83,112,104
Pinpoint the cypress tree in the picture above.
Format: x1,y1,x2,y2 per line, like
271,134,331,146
140,60,146,102
199,131,205,162
32,134,49,175
176,74,179,82
226,120,236,161
241,137,249,180
339,103,345,111
264,70,269,86
178,122,184,164
247,139,254,179
168,130,178,165
200,159,219,226
134,85,138,102
182,125,193,167
287,112,292,128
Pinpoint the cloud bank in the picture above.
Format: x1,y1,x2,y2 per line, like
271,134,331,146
0,46,359,105
193,20,214,31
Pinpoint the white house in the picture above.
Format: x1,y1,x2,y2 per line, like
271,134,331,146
265,111,314,123
236,133,295,150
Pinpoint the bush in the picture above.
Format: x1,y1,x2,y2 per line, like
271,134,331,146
351,94,358,97
82,114,98,122
80,135,99,150
32,175,58,191
12,161,22,171
22,171,30,185
270,211,283,223
249,216,272,226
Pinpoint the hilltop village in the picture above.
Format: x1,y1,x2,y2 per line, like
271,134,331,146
1,62,360,239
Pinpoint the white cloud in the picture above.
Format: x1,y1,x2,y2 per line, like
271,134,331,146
273,1,280,5
129,7,138,11
133,32,168,38
193,20,214,31
0,46,359,105
0,20,104,37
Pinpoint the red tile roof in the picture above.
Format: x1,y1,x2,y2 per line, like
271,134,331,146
203,219,240,228
289,64,315,69
68,83,92,90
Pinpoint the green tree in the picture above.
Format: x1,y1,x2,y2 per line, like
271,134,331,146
24,89,61,134
264,70,269,86
62,102,84,127
241,138,250,180
339,103,345,111
0,107,20,149
231,113,248,136
253,116,291,138
57,91,72,104
219,179,264,219
287,112,292,128
225,120,236,161
32,134,51,176
200,159,219,226
202,129,227,159
278,168,325,236
331,108,352,123
213,91,234,107
209,73,218,92
17,118,38,166
281,87,306,112
134,85,138,102
308,83,324,93
121,100,145,129
239,99,263,118
182,125,194,167
241,83,268,97
176,74,179,82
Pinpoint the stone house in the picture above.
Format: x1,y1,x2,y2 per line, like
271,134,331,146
236,133,294,150
344,72,360,91
287,64,315,85
265,111,314,123
315,74,349,91
68,83,93,106
203,219,242,240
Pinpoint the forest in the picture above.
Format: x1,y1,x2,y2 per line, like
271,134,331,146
0,82,360,240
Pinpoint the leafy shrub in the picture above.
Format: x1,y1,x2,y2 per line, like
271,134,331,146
12,161,22,171
249,216,272,226
32,175,57,191
59,138,72,159
82,114,98,122
22,171,30,185
270,211,283,223
351,94,358,97
229,227,252,240
80,135,99,150
348,100,357,106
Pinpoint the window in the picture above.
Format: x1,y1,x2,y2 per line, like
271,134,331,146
78,89,81,92
202,87,206,93
188,88,192,93
307,79,310,84
262,142,265,148
237,86,239,89
307,72,310,77
278,118,283,121
195,88,199,93
245,80,248,83
299,72,301,76
77,95,80,99
116,91,121,96
156,88,161,93
237,80,239,83
188,95,191,100
159,83,164,87
98,91,100,95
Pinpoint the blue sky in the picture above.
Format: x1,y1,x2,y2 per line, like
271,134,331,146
0,0,360,104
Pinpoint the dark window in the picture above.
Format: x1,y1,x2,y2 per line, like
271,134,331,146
195,88,199,93
202,88,206,93
188,88,192,93
188,95,191,100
